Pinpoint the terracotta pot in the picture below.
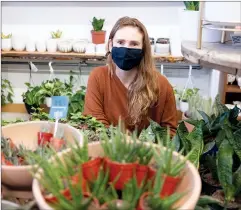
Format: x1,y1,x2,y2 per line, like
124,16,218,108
82,157,103,182
160,174,181,197
137,192,152,210
104,158,137,190
37,132,53,146
182,112,194,133
50,137,66,151
136,164,149,186
91,30,106,44
2,121,83,188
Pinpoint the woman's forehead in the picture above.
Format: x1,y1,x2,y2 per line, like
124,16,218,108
113,26,143,43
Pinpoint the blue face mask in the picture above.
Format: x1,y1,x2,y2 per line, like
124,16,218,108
111,47,143,71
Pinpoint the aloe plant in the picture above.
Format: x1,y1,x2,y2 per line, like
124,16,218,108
91,17,105,31
184,1,199,11
51,29,62,39
1,32,12,39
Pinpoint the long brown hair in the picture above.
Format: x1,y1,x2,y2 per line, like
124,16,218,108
106,16,160,126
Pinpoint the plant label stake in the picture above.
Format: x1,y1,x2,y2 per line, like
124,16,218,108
181,65,194,101
49,96,69,137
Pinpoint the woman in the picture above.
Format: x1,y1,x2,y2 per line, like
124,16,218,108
83,16,177,135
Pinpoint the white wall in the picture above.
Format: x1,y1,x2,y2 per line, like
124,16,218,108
1,1,216,104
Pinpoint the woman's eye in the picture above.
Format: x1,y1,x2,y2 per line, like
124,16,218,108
117,41,124,45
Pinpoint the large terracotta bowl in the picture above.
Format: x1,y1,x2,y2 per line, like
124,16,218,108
32,141,201,210
2,121,83,189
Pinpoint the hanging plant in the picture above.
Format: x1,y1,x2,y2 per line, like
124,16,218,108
1,79,14,106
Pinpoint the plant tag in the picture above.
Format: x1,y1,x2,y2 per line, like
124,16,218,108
49,96,69,120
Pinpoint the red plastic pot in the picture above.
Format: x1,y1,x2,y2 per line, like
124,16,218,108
136,164,149,186
104,158,137,190
37,132,53,146
148,166,156,182
160,174,181,197
82,157,103,182
1,152,13,166
137,192,152,210
50,137,65,151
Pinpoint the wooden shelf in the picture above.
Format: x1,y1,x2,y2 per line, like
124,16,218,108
1,50,184,63
226,85,241,93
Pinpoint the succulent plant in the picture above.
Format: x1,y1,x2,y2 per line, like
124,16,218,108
51,29,62,39
1,32,12,39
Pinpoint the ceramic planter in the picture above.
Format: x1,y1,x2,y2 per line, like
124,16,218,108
180,101,189,113
12,36,26,51
1,39,12,51
46,39,59,53
36,40,47,52
37,132,53,146
95,44,106,55
73,40,87,53
58,40,73,53
179,10,221,42
50,137,66,151
26,40,36,52
155,38,170,56
104,158,137,190
136,164,149,186
82,157,103,182
227,74,236,84
33,142,202,210
85,43,96,54
45,97,52,107
161,174,181,197
91,30,106,44
1,121,83,188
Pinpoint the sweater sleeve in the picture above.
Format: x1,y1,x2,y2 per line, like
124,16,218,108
83,69,110,126
160,83,178,136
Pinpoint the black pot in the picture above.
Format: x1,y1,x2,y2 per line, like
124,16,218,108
23,101,39,115
201,172,222,196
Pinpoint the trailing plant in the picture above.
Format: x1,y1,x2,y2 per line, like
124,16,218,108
91,17,105,31
51,29,62,39
181,88,199,102
1,32,12,39
1,79,14,106
1,118,25,126
22,83,44,106
184,1,199,11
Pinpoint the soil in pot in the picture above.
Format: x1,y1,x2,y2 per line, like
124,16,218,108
211,190,241,209
201,172,222,195
104,158,137,190
82,157,103,182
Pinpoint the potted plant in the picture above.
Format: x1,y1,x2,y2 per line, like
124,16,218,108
1,79,14,106
46,29,62,53
101,123,139,190
1,33,12,51
22,83,44,114
91,17,106,44
36,39,47,52
179,1,221,42
179,87,199,113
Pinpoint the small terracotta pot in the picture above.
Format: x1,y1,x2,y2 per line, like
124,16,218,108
50,137,65,151
137,192,152,210
91,30,106,44
136,164,149,186
104,158,137,190
82,157,103,182
160,174,181,197
37,132,53,146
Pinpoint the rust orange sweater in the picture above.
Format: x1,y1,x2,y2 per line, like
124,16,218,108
83,66,177,135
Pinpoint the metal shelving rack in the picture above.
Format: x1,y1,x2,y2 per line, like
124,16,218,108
197,2,241,49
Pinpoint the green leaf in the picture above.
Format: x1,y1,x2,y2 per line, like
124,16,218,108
196,195,219,206
202,141,215,154
217,138,235,201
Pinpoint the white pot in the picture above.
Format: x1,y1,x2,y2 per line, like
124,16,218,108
96,43,106,55
12,36,26,51
1,39,12,51
179,10,222,42
73,40,87,53
155,43,170,56
58,40,72,53
236,69,241,89
204,2,241,23
26,40,36,52
85,43,96,54
46,39,59,53
180,101,189,113
227,74,236,84
36,40,46,52
45,97,52,107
